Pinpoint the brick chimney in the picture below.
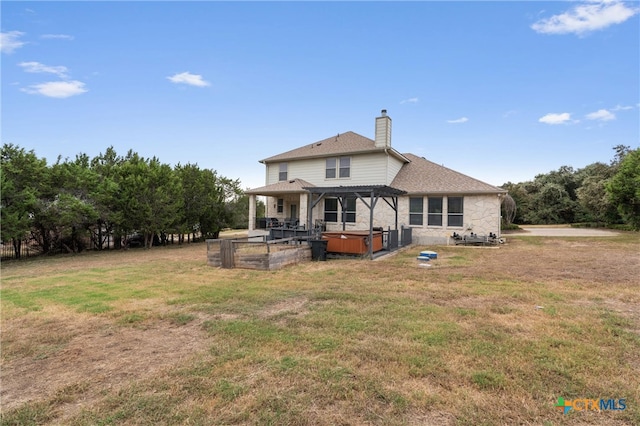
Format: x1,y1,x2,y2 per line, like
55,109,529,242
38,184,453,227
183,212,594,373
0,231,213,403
375,109,391,148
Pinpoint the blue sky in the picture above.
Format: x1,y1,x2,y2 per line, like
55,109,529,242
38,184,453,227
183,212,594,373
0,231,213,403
2,1,638,190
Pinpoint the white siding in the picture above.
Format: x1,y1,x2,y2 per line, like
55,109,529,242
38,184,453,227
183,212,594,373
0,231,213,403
266,164,279,185
386,156,405,184
266,152,392,186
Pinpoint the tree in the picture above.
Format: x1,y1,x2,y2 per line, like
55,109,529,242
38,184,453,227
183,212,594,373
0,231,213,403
575,162,619,224
175,164,246,239
514,166,582,224
525,182,576,224
34,155,100,253
227,193,265,229
175,163,208,242
90,147,125,249
199,171,242,238
500,193,517,226
117,153,183,248
500,182,531,224
1,144,48,258
607,148,640,230
611,144,631,167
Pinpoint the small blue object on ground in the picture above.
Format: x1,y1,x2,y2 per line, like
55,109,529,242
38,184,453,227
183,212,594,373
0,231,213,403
419,250,437,259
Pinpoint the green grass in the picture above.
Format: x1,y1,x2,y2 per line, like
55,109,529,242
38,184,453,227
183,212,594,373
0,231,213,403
1,236,639,425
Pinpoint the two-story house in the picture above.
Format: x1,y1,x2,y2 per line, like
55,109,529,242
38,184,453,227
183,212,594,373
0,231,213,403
246,110,506,245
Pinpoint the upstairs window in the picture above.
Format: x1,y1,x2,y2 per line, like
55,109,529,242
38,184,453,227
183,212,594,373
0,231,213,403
339,157,351,178
448,197,464,227
409,197,423,226
278,163,288,181
428,197,443,226
325,158,336,179
326,157,351,179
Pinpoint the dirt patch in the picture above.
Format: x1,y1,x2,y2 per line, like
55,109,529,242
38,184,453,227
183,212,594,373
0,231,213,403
1,294,316,419
258,296,310,319
0,308,212,418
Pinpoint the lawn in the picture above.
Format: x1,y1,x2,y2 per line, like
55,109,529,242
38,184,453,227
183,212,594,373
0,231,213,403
1,233,638,425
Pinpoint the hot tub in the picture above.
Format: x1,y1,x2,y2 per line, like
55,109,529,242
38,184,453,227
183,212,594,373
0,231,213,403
322,231,383,255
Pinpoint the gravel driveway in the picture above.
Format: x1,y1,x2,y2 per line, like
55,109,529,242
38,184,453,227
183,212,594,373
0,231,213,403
511,226,620,237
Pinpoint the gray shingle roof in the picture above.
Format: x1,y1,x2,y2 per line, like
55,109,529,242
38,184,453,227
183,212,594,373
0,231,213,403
245,178,315,195
391,153,506,194
260,131,407,163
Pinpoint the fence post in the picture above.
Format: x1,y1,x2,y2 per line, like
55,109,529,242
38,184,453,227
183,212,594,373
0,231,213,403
220,240,235,268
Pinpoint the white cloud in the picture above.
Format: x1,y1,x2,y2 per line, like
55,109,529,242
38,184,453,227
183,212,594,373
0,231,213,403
41,34,74,41
21,80,87,98
538,112,572,124
586,108,616,121
1,31,27,54
400,97,419,104
611,104,634,111
19,61,69,78
531,0,639,35
167,72,210,87
446,117,468,124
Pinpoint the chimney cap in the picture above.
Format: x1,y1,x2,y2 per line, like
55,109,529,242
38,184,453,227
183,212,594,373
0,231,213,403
381,109,387,116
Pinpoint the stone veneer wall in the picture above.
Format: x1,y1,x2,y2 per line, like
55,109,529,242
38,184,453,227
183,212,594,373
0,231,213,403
405,194,502,245
313,194,502,245
266,194,306,221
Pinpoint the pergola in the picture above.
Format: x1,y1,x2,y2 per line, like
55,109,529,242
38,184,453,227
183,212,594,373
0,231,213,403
303,185,407,259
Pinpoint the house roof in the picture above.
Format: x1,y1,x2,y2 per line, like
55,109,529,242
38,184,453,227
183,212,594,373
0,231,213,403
260,131,409,163
391,153,507,195
245,178,315,195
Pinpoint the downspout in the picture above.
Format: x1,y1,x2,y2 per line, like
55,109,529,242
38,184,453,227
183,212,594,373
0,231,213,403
384,148,389,184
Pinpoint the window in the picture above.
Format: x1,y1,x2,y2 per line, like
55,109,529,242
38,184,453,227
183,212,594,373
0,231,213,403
278,163,287,181
427,197,443,226
339,157,351,178
324,198,338,222
343,197,356,223
448,197,464,227
325,159,336,179
277,198,284,214
326,157,351,179
409,197,423,225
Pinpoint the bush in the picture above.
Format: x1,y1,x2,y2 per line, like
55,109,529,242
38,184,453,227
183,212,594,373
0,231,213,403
501,223,521,231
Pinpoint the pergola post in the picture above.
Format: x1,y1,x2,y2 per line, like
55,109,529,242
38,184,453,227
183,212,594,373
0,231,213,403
302,185,406,259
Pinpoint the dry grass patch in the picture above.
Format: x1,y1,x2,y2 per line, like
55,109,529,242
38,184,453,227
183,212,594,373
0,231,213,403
1,234,639,425
1,305,212,421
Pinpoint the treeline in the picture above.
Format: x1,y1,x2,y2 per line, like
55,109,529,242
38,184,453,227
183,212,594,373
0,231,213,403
500,145,639,230
1,144,257,259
